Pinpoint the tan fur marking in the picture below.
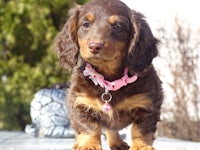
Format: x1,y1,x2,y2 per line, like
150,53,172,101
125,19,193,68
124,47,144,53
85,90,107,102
74,93,114,119
86,12,95,22
74,93,102,111
130,124,155,150
106,130,129,148
78,38,125,77
74,126,102,150
96,60,122,77
109,15,119,24
115,94,153,111
74,94,152,120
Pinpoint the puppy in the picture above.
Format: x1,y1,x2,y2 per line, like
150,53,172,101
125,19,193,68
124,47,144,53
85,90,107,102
55,0,163,149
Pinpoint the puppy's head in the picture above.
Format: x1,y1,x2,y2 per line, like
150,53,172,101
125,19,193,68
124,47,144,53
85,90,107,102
55,0,158,74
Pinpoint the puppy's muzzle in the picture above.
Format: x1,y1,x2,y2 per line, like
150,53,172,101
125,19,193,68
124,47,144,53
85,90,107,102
89,42,104,54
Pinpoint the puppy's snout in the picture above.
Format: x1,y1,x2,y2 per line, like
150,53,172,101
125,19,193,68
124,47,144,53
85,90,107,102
88,42,104,54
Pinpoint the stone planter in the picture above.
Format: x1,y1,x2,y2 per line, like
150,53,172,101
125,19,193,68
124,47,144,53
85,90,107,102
25,88,75,138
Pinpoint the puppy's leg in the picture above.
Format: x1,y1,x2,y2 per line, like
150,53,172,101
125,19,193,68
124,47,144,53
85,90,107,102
106,129,130,150
73,126,102,150
129,124,155,150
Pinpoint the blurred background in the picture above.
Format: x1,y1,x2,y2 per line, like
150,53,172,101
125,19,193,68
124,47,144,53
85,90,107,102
0,0,199,142
0,0,87,131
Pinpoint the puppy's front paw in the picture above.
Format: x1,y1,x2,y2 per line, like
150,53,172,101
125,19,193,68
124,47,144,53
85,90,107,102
110,141,130,150
129,145,155,150
72,143,102,150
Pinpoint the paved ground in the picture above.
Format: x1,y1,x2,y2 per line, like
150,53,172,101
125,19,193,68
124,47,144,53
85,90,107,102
0,131,200,150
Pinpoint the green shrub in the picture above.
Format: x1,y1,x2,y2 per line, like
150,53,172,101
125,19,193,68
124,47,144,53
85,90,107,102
0,0,87,130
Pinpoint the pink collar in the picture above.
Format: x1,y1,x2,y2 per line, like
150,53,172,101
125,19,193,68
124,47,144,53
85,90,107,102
83,63,138,91
83,63,138,112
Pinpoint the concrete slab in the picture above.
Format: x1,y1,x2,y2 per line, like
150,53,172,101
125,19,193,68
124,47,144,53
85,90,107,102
0,131,200,150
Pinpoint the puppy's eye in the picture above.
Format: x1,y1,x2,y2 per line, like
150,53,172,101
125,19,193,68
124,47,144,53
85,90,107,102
113,23,123,31
82,21,91,28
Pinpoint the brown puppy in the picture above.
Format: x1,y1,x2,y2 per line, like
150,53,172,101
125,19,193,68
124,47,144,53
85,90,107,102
55,0,163,149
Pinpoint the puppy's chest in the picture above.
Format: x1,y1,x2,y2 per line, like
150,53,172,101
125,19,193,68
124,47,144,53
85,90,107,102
74,89,126,112
71,73,152,128
74,90,152,129
74,92,130,127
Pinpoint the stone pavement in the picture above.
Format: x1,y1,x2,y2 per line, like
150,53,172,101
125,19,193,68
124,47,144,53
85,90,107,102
0,131,200,150
0,131,74,150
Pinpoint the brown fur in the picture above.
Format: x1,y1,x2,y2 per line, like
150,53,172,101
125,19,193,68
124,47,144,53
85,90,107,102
106,130,130,149
55,0,163,149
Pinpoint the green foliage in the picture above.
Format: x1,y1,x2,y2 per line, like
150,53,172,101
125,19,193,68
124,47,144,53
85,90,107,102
0,0,87,130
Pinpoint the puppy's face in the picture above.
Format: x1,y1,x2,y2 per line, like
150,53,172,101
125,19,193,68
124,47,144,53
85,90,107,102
77,2,131,67
55,0,158,73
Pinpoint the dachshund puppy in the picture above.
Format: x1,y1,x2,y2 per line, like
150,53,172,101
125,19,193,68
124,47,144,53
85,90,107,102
55,0,163,149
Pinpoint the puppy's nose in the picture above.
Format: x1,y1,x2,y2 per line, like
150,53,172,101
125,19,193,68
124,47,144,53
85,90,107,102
88,42,103,54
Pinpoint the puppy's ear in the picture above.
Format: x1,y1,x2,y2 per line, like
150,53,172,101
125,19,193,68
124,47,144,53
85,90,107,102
127,11,159,73
54,6,81,71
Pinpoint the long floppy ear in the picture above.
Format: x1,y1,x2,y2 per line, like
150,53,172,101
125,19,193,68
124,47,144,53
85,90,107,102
127,10,159,73
54,6,81,71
